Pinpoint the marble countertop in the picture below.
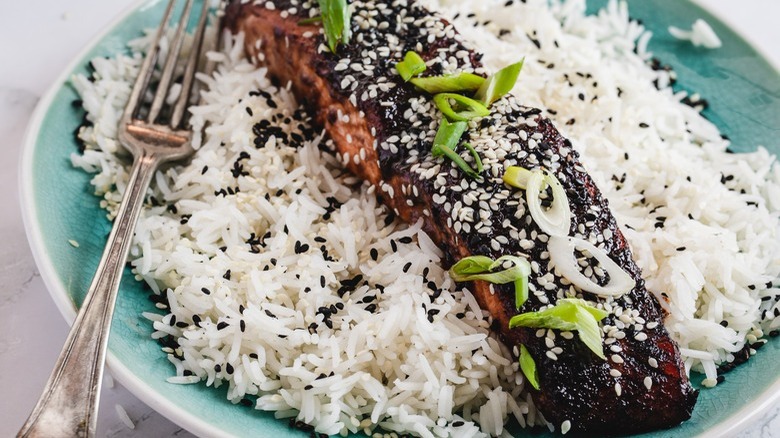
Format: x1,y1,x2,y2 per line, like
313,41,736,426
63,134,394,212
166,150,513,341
1,1,778,437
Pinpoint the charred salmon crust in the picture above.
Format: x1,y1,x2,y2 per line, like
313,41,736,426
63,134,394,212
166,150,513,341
224,0,698,433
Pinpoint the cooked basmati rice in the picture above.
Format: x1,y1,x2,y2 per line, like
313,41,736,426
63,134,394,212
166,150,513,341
70,0,779,436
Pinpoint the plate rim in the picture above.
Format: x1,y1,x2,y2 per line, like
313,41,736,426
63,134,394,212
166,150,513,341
17,0,779,437
17,0,234,436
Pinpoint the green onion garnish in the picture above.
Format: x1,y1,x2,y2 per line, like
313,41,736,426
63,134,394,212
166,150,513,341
504,166,571,238
432,119,481,179
475,59,525,106
432,118,468,158
509,298,609,359
436,144,480,179
396,51,427,82
318,0,351,53
502,165,540,190
433,93,491,122
298,16,323,25
410,72,485,94
518,344,540,390
462,143,483,173
450,255,531,309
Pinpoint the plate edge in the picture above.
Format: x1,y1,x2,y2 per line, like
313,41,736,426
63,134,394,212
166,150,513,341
17,0,238,437
17,0,780,437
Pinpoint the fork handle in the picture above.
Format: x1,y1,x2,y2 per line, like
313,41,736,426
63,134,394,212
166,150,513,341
19,152,161,438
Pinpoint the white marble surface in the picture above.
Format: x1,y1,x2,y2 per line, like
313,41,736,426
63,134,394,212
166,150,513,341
1,1,778,437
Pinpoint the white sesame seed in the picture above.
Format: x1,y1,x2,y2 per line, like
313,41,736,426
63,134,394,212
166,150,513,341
644,377,653,390
561,420,571,435
615,383,622,396
611,354,624,364
648,357,658,368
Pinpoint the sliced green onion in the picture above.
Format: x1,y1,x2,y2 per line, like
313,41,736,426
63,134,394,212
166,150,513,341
431,119,481,179
298,15,323,25
396,51,427,82
462,143,484,173
475,59,525,106
436,144,480,179
509,298,608,359
518,344,540,390
410,73,485,94
318,0,351,53
433,93,491,122
431,118,468,158
547,235,636,297
450,255,531,309
525,169,571,236
503,165,546,190
504,166,570,236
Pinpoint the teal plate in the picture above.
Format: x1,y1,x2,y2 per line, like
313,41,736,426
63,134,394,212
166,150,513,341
20,0,780,436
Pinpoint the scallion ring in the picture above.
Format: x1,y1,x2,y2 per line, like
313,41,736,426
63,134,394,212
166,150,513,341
433,93,490,122
547,235,636,297
524,169,572,236
396,51,427,82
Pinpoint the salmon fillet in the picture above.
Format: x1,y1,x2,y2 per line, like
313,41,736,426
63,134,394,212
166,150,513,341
224,0,698,433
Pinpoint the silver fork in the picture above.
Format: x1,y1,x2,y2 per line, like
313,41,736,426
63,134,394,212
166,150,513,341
18,1,217,436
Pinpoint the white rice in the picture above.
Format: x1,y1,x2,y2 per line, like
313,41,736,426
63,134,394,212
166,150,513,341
70,0,779,436
115,403,136,430
669,19,723,49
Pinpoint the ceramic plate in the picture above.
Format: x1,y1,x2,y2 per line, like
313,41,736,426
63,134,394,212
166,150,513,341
20,0,780,436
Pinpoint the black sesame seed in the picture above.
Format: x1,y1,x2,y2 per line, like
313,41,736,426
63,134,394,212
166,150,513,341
201,287,211,295
217,321,229,330
399,236,413,244
226,363,234,374
370,248,379,261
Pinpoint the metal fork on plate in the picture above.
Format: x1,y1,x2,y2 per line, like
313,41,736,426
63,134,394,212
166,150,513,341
18,1,219,436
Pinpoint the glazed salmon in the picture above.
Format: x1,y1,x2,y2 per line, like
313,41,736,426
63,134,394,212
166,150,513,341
224,0,698,433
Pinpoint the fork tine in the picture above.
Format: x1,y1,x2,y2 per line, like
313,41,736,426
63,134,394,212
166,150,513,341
148,0,195,124
122,0,176,122
170,0,211,129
